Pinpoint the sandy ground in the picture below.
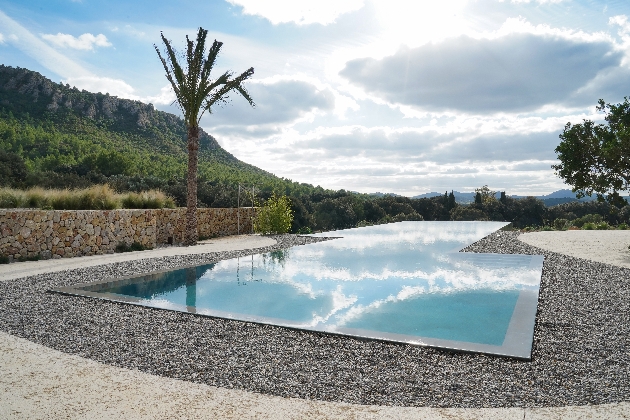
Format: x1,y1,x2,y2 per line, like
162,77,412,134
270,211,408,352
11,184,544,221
519,230,630,269
1,232,630,419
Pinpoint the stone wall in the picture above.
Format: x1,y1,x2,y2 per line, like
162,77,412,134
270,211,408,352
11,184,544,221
0,207,256,261
155,207,256,244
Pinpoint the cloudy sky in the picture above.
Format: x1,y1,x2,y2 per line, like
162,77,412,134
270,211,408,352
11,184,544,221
1,0,630,196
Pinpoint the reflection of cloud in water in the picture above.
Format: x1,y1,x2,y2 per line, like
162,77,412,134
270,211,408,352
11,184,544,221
336,288,522,346
311,221,508,252
262,257,540,290
309,285,357,327
139,298,182,311
99,222,542,350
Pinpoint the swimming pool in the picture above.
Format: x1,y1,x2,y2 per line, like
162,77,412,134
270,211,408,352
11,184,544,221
53,221,544,359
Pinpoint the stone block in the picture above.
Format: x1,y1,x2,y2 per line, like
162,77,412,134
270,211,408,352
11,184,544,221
20,227,31,239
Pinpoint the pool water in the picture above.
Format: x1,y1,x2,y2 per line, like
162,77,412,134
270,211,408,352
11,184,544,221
55,221,544,359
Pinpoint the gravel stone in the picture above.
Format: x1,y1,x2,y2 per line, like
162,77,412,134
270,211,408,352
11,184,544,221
0,231,628,408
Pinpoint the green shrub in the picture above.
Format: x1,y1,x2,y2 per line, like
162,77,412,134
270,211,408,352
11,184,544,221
573,214,603,228
121,190,175,209
296,226,313,234
77,185,119,210
254,194,294,235
542,225,554,231
392,211,424,222
129,242,147,251
0,188,25,208
115,242,151,253
17,254,41,262
595,222,609,230
450,206,488,221
25,188,47,208
0,185,176,210
618,223,629,230
45,186,119,210
583,222,596,230
553,218,570,231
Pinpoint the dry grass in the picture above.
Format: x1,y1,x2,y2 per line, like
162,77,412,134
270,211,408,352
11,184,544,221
0,185,176,210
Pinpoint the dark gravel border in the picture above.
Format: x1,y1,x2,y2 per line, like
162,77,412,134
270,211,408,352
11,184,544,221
0,231,628,408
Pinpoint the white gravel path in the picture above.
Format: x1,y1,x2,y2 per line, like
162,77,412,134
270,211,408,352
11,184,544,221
1,231,630,419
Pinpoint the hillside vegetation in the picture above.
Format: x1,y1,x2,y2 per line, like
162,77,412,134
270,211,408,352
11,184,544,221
0,65,296,187
2,65,630,232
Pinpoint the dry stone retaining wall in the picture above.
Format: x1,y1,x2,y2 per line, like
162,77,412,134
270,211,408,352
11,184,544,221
155,207,256,244
0,208,256,262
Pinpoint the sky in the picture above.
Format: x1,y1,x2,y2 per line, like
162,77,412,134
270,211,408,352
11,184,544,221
1,0,630,196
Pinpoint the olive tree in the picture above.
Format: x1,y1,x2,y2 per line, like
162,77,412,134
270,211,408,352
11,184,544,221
553,98,630,206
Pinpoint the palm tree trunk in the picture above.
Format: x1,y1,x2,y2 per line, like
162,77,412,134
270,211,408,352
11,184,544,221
185,125,199,245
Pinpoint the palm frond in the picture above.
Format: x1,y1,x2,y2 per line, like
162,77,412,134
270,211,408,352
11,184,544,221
155,27,255,127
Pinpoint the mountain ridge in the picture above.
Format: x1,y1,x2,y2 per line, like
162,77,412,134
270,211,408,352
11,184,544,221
0,64,291,188
0,64,222,153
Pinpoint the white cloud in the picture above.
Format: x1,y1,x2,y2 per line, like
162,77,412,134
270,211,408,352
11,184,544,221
41,33,112,50
227,0,365,25
610,15,630,34
610,15,630,59
371,0,470,48
0,33,4,44
0,11,140,100
63,76,137,98
145,84,176,106
492,17,613,44
0,10,90,78
340,32,621,113
204,77,335,130
122,25,146,38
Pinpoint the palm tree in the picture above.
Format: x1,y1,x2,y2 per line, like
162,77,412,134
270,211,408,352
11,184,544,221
155,28,254,245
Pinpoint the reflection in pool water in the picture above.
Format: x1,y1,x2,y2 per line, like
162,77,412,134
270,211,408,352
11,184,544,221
68,222,543,359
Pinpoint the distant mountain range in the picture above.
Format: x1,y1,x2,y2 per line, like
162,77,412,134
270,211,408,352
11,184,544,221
404,189,616,206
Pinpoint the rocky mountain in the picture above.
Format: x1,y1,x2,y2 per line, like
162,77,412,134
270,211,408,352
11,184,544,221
0,65,264,172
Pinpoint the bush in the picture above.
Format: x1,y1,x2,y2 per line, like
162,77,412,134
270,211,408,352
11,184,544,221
573,214,603,228
254,194,294,234
553,218,570,230
0,255,9,264
618,223,629,230
121,190,176,209
0,188,24,208
115,242,150,253
0,185,176,210
17,254,41,262
450,206,488,221
595,222,609,230
392,211,424,222
85,185,123,209
583,222,597,230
